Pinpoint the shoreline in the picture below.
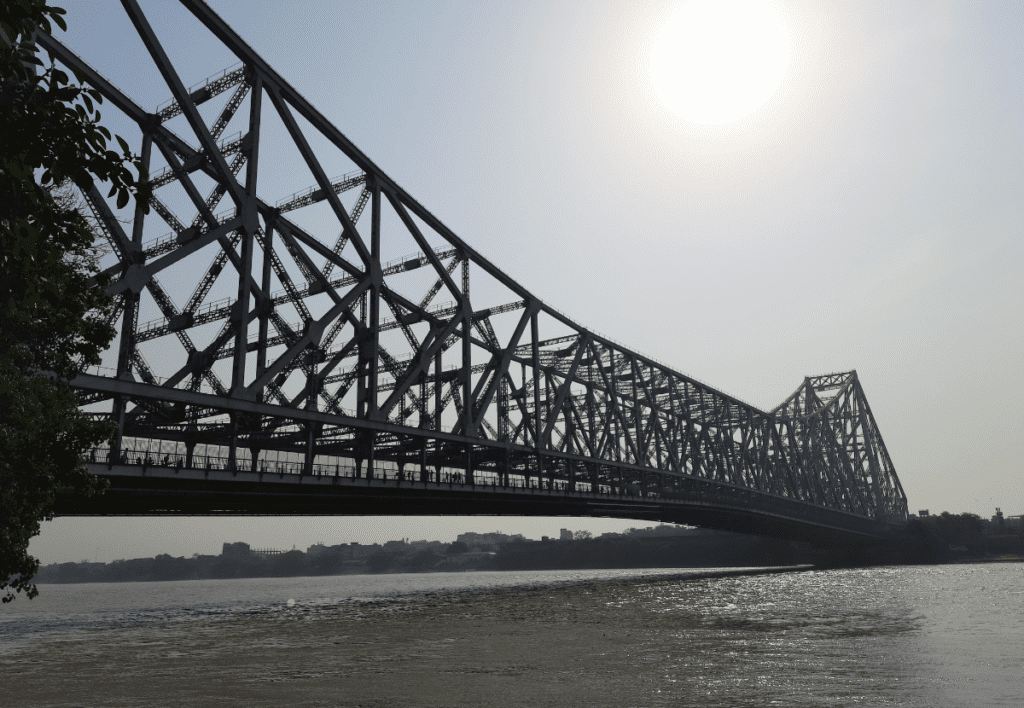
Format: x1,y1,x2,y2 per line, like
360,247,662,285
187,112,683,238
29,553,1024,587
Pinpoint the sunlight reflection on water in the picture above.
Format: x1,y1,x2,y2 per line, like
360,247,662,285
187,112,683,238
2,564,1021,706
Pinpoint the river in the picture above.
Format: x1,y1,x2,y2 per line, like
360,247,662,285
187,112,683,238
2,563,1021,706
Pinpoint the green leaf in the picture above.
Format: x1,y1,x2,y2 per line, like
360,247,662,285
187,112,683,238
116,188,129,210
115,135,130,154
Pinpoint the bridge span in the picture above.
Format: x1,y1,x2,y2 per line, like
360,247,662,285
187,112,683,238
62,452,888,545
47,0,907,543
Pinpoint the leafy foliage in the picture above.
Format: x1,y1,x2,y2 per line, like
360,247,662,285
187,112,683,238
446,540,469,556
907,511,987,558
365,552,395,573
1,0,149,603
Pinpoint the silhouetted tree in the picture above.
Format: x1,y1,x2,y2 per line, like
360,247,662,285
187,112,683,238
271,550,306,576
366,552,394,573
408,549,440,571
1,0,149,603
912,512,987,557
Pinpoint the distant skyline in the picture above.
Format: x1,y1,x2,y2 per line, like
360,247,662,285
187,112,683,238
28,0,1023,564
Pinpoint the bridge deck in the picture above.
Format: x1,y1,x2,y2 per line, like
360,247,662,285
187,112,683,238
56,461,891,545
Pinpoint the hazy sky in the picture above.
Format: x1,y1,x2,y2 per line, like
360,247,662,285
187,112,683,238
30,0,1023,563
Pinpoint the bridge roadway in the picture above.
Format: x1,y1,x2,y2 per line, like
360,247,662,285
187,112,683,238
55,455,890,546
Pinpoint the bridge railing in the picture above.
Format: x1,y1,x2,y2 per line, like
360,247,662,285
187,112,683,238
86,442,883,536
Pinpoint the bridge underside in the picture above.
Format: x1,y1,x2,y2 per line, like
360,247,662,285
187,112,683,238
55,463,885,546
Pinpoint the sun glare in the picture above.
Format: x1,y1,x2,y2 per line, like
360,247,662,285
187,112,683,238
649,0,791,125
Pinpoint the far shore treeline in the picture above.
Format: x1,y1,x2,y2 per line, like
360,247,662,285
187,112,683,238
34,513,1024,585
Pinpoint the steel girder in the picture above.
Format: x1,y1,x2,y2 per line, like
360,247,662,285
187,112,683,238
44,0,907,532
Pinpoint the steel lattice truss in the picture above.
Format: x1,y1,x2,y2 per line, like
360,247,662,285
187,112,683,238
44,0,907,532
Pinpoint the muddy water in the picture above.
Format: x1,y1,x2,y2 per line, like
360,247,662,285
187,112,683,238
2,564,1021,707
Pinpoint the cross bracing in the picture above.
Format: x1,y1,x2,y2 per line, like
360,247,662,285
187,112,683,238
45,0,907,537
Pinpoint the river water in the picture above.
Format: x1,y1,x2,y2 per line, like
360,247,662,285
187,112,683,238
2,563,1021,707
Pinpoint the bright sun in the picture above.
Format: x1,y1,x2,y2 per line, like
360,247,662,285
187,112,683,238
649,0,791,125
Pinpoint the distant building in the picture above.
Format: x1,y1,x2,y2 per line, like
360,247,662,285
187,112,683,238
455,531,525,551
560,529,573,541
409,539,446,552
306,543,328,558
599,524,695,539
251,547,283,556
222,541,251,557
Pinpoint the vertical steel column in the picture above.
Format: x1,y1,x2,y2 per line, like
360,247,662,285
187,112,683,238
110,132,151,463
545,372,554,488
227,414,239,470
230,76,261,394
419,370,428,482
531,310,542,485
256,224,274,382
434,354,442,483
419,433,428,483
228,79,261,469
364,179,382,479
303,422,315,475
587,348,597,491
498,375,508,441
461,258,472,440
630,356,641,468
567,412,576,491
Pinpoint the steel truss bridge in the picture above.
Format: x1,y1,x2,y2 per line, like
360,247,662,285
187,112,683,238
46,0,908,543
